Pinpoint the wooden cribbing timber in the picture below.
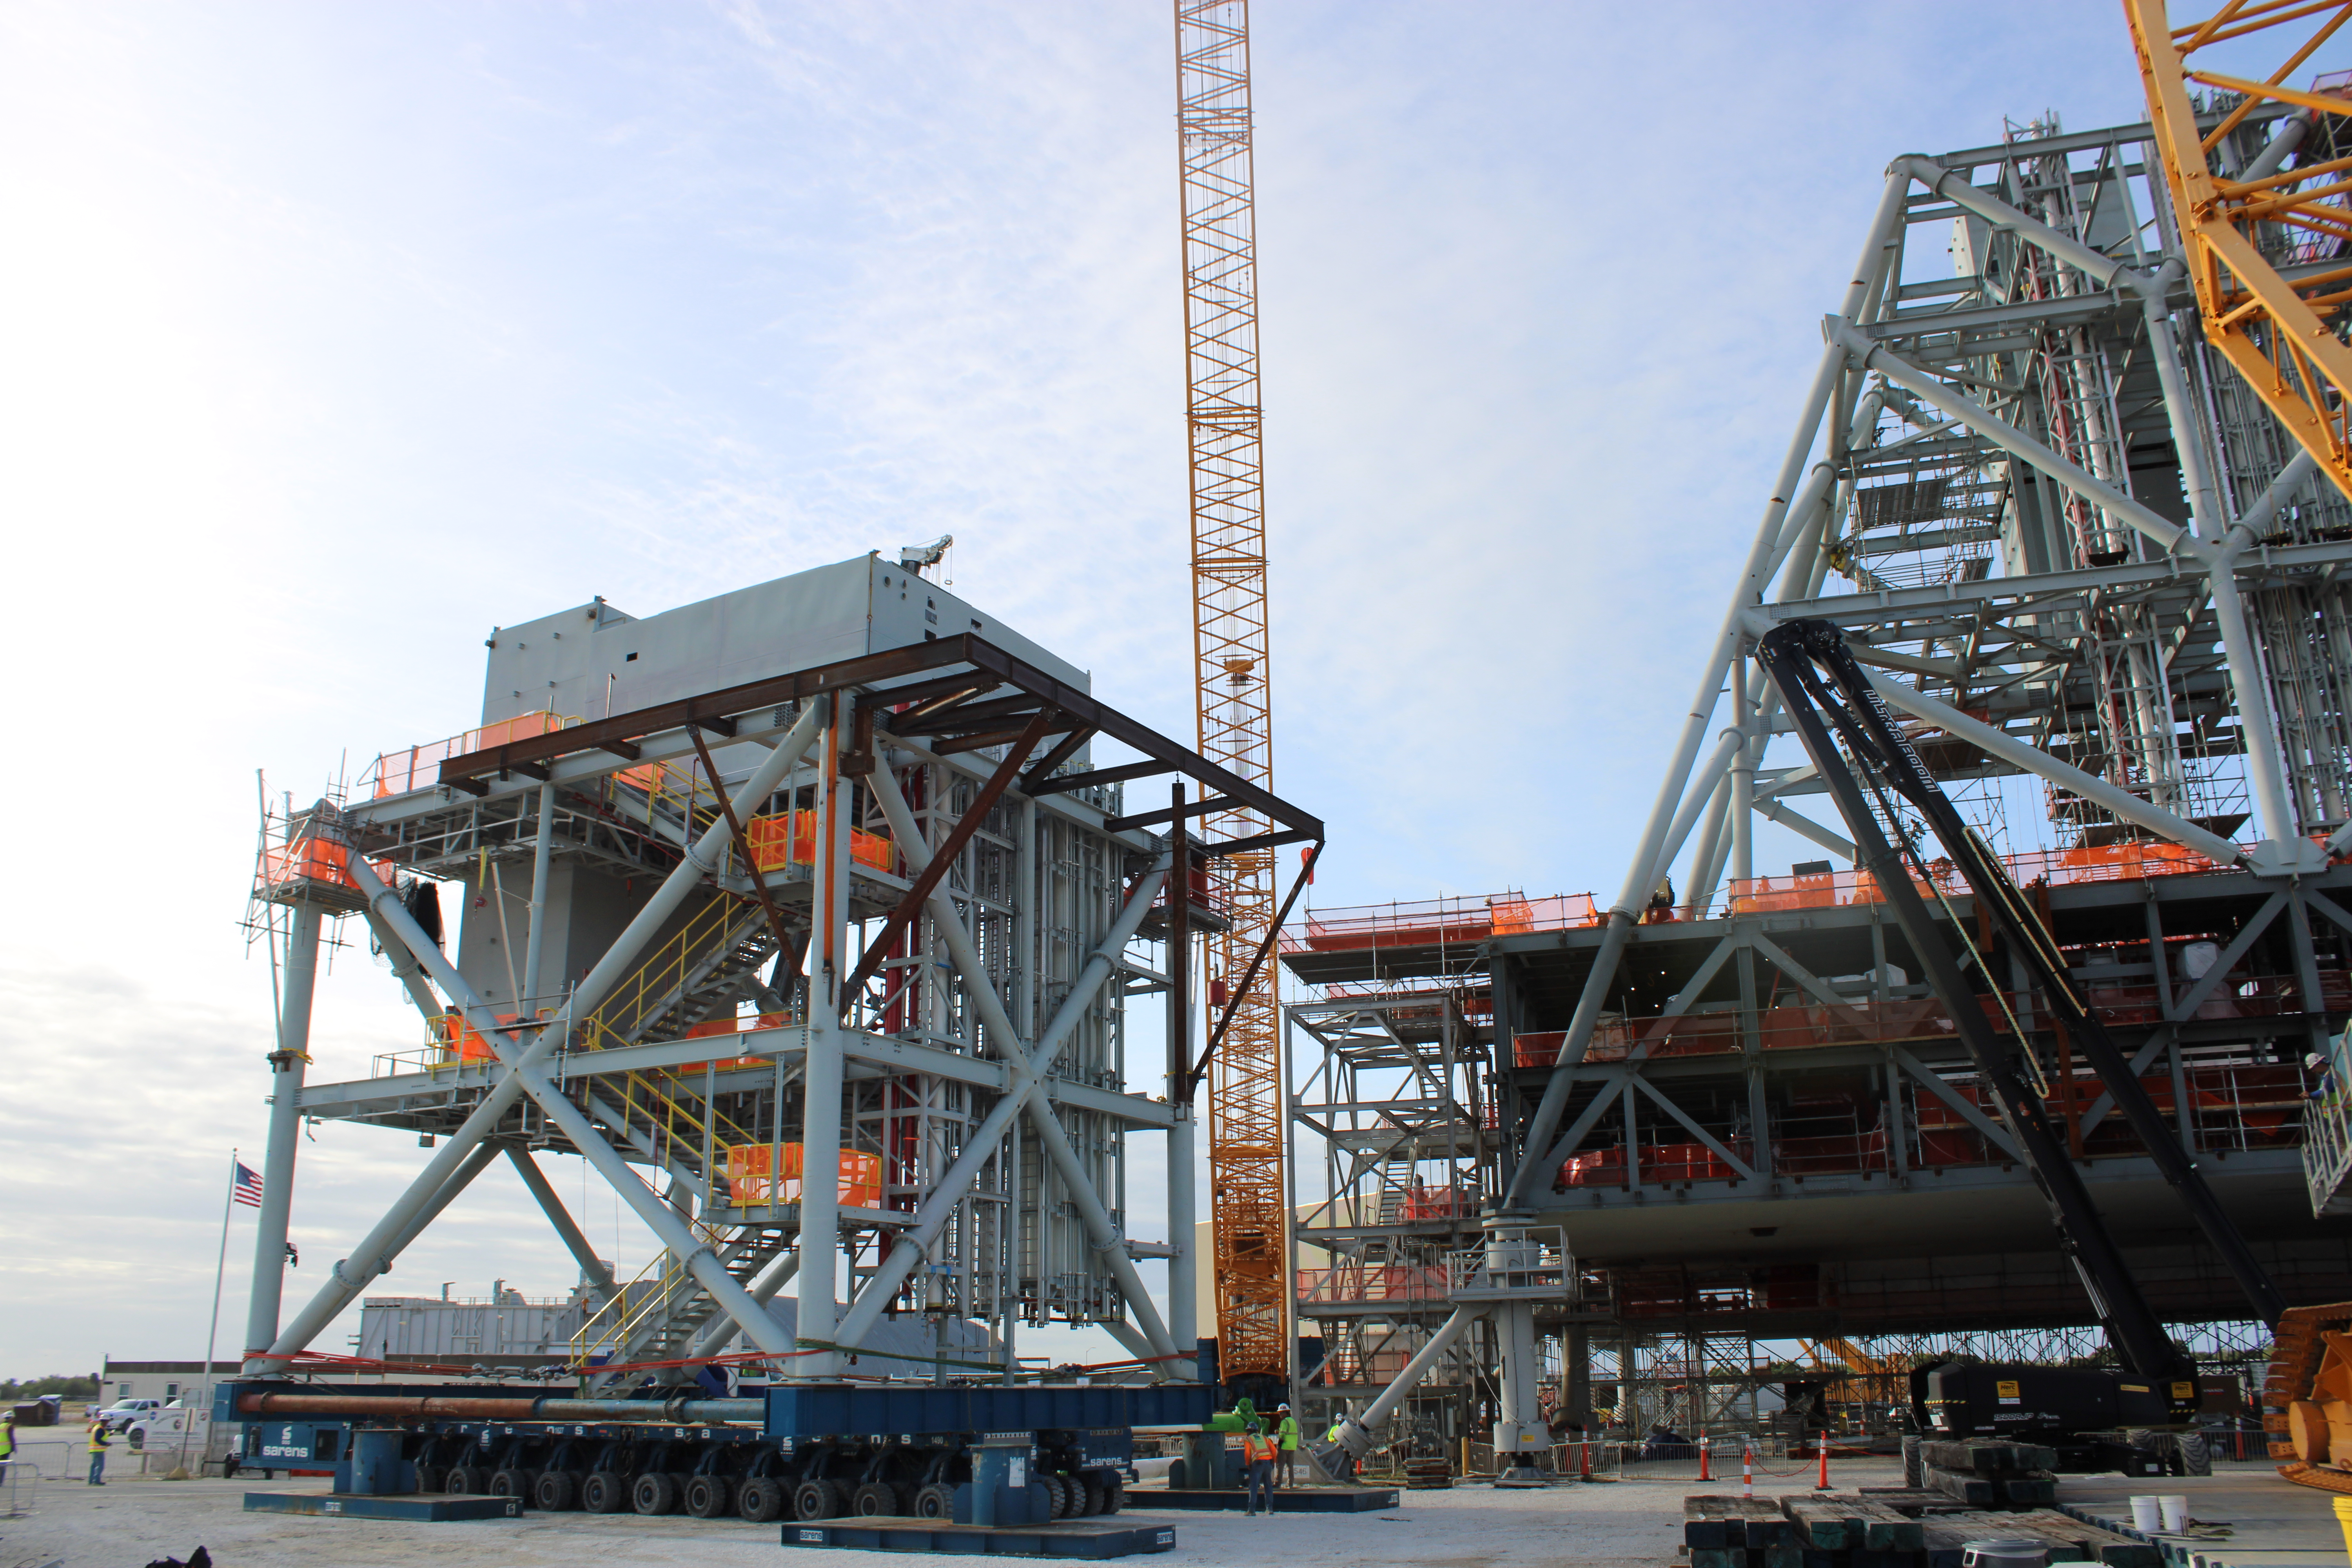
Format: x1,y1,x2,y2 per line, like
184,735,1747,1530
1905,1439,2061,1510
1683,1495,2152,1568
1685,1495,1803,1568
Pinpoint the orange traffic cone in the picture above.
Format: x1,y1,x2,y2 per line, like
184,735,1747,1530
1815,1437,1832,1491
1699,1434,1712,1482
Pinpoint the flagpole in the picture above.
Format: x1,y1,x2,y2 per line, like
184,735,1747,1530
174,1149,238,1480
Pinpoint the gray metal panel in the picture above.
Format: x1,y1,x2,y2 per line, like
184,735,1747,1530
480,555,1091,730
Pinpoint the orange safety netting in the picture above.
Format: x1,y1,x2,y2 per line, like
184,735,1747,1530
744,809,895,875
1726,840,2229,915
1514,971,2348,1068
1285,892,1602,953
255,839,399,898
1296,842,2248,956
722,1143,884,1208
369,711,577,797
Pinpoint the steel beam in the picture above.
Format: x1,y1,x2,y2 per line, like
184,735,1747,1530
243,901,321,1367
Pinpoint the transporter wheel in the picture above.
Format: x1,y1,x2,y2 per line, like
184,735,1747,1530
633,1471,680,1515
913,1483,954,1520
488,1468,535,1506
1076,1472,1106,1517
685,1473,734,1519
1042,1474,1071,1520
580,1470,627,1514
534,1469,580,1511
1098,1475,1123,1516
736,1477,786,1524
793,1477,845,1520
851,1481,900,1517
444,1465,485,1495
411,1465,442,1494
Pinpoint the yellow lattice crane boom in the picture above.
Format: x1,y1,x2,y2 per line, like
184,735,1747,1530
1175,0,1287,1380
2127,0,2352,505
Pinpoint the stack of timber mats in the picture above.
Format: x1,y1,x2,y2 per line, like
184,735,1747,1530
1911,1441,2060,1508
1684,1445,2160,1568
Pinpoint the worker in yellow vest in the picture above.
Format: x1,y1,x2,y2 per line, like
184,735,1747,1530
1274,1403,1301,1486
1241,1423,1278,1517
86,1414,114,1485
0,1410,15,1489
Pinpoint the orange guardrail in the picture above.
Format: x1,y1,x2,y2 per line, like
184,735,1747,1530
367,711,578,797
1294,842,2250,956
1285,892,1602,953
255,839,399,900
744,808,894,875
722,1143,884,1207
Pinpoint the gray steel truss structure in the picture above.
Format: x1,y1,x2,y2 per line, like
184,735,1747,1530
242,622,1320,1387
1286,102,2352,1457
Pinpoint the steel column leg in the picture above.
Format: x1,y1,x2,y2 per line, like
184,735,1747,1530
243,902,321,1367
521,782,557,1011
797,707,848,1376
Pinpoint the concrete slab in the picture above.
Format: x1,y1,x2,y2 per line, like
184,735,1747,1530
1128,1487,1399,1512
779,1517,1177,1557
2058,1464,2348,1568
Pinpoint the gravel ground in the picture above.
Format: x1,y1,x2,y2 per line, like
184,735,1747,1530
0,1461,1924,1568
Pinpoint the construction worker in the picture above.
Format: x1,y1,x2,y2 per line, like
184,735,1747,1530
1274,1403,1301,1486
1240,1422,1278,1517
86,1412,113,1485
0,1410,15,1490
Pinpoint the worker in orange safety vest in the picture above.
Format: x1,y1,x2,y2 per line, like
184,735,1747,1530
1241,1423,1278,1517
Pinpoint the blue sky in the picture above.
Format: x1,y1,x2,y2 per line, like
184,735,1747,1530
0,0,2255,1374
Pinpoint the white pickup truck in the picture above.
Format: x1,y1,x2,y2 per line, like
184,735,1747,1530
122,1399,210,1454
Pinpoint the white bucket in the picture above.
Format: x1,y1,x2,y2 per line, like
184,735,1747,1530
2159,1495,2189,1533
2129,1496,2162,1533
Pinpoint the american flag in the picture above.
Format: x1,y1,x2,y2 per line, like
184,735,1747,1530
232,1162,264,1208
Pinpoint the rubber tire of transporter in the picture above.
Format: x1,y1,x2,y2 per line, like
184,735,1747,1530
489,1468,536,1506
444,1465,485,1495
1100,1474,1124,1515
633,1471,680,1515
684,1474,733,1519
851,1481,899,1517
736,1477,786,1524
1077,1472,1106,1516
534,1469,580,1511
793,1478,845,1520
1042,1474,1072,1519
580,1470,627,1514
913,1483,954,1519
411,1465,442,1494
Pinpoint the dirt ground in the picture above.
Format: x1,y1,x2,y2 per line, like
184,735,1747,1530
0,1459,1910,1568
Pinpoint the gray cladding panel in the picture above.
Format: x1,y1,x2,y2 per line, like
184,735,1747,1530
479,555,1090,730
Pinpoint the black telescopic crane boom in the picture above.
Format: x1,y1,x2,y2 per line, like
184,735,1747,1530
1755,620,2286,1394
